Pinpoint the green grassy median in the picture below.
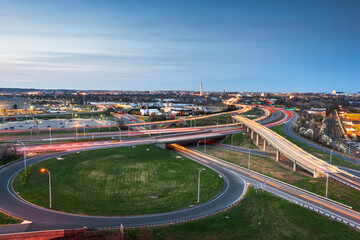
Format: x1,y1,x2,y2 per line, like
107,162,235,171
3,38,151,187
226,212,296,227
123,187,360,239
13,145,224,216
0,212,22,225
197,146,360,211
223,132,258,149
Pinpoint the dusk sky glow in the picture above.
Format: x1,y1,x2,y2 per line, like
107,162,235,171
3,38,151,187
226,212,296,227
0,0,359,92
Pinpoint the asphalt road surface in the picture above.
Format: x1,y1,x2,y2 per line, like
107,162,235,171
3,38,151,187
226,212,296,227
0,147,246,234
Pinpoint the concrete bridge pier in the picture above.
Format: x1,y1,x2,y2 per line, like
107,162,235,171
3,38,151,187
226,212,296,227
293,161,296,171
263,139,267,151
276,150,280,161
247,127,250,133
250,130,254,139
256,134,260,145
313,169,319,178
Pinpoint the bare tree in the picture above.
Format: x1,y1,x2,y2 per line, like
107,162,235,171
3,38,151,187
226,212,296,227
0,143,18,165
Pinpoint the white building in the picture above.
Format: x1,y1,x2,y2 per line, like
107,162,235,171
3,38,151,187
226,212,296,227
140,109,160,116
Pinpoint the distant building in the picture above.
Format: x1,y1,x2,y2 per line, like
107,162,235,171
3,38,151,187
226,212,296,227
0,97,31,110
200,82,203,96
140,109,160,116
304,108,326,116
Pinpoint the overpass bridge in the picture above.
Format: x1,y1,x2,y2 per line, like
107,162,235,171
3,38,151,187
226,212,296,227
232,115,345,178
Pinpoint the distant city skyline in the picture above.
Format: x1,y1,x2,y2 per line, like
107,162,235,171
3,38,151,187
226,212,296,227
0,0,359,92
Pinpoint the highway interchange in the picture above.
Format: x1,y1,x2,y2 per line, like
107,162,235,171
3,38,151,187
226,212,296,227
1,105,360,235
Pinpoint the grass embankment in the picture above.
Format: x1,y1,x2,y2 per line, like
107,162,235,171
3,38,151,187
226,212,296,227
186,114,232,127
223,132,258,149
270,125,360,171
197,146,360,211
121,188,360,239
32,111,112,120
240,108,264,119
0,124,128,137
0,212,22,225
13,145,224,216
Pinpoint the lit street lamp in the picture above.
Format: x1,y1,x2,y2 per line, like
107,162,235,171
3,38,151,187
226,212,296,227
40,168,52,208
197,168,206,203
17,141,26,170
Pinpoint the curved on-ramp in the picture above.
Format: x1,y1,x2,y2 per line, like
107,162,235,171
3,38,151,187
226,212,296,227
0,148,246,234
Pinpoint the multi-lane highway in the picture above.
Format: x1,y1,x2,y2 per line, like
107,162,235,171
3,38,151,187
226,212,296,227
234,114,360,191
1,105,360,235
169,144,360,229
1,142,360,235
0,145,246,234
0,106,252,135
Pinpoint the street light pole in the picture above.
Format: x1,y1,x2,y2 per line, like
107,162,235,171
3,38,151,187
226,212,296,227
197,168,205,203
49,127,52,153
248,149,251,170
326,171,329,198
204,138,206,153
231,134,234,150
40,168,52,208
330,149,334,164
17,141,26,170
75,124,78,142
115,126,122,142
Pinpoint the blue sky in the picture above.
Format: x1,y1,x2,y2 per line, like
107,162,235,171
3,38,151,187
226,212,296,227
0,0,359,92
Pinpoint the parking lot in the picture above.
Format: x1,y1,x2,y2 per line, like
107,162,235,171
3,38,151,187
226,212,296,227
0,118,117,130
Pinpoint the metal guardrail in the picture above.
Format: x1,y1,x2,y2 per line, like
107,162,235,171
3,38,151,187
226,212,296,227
189,147,353,210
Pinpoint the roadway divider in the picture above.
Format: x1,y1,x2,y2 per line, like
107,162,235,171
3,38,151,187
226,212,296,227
178,145,354,210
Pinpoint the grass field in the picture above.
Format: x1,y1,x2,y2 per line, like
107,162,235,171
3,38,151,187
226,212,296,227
223,132,258,149
121,187,360,240
240,108,264,119
186,114,232,126
13,145,224,216
0,212,22,225
270,124,360,171
197,146,360,211
32,111,111,120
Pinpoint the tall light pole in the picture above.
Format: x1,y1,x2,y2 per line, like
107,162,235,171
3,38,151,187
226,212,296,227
79,120,86,138
329,149,334,164
197,168,205,203
248,149,251,170
75,124,78,142
17,141,26,170
215,121,219,132
325,171,329,198
115,126,122,142
204,138,206,153
40,168,52,208
231,134,234,150
48,127,52,153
